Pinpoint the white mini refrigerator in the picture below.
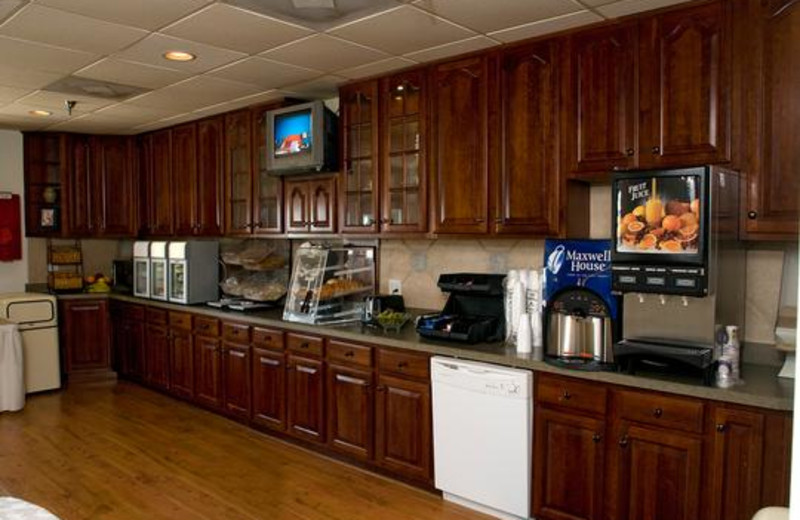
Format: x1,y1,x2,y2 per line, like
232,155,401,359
0,293,60,393
431,357,533,519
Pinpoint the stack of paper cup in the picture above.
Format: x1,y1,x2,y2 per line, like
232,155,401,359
517,313,532,354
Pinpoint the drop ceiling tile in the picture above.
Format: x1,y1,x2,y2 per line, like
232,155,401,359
0,85,28,103
413,0,584,33
0,115,54,131
282,75,346,99
15,90,116,114
114,34,246,74
578,0,618,7
337,57,417,80
45,113,139,134
404,35,499,62
222,89,285,110
329,5,476,56
209,57,321,90
0,36,99,74
0,0,23,23
488,10,603,43
0,65,64,90
128,76,262,112
0,4,148,54
162,3,313,54
94,102,181,123
74,58,190,90
261,34,387,73
597,0,690,18
0,103,71,122
34,0,211,31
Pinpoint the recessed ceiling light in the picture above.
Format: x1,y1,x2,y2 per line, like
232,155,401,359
163,50,196,62
29,110,52,117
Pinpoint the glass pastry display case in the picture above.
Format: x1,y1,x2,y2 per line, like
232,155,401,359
283,244,376,325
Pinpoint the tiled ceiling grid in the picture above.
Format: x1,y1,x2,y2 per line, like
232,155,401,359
0,0,691,134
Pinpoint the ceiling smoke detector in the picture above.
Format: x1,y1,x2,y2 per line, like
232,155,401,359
222,0,402,29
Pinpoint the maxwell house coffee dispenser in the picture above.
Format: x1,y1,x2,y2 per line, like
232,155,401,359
543,239,619,370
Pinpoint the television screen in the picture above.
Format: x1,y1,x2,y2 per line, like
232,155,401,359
274,109,312,158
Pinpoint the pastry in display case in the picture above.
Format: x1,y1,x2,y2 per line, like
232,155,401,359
283,244,376,325
210,239,290,311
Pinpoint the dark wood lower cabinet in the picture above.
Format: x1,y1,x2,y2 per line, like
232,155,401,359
251,348,286,431
327,364,373,460
374,374,432,483
606,422,703,520
60,299,110,374
169,328,194,399
223,342,251,420
533,408,605,520
145,324,170,391
287,354,325,443
194,335,223,410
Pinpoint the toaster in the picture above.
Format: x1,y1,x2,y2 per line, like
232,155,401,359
362,295,406,324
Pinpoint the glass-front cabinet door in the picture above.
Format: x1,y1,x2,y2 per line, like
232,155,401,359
252,107,282,234
340,81,379,233
224,110,253,235
381,70,427,233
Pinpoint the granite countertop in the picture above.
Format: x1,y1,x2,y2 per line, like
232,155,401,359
66,292,789,412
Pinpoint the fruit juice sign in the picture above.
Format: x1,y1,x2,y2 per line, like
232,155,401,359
616,176,701,255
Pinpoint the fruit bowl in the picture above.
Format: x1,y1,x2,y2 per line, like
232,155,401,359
375,311,412,333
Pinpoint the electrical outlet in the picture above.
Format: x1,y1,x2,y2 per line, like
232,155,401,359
389,279,402,295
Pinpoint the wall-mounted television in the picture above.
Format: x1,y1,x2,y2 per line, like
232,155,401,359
266,100,338,175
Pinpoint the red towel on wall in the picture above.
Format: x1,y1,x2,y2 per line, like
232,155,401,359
0,194,22,261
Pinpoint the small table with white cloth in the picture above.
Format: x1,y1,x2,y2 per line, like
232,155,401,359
0,318,25,412
0,497,60,519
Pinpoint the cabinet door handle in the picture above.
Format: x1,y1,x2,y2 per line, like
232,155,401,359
619,435,629,448
335,374,367,385
297,365,317,375
747,211,758,220
716,423,727,433
474,218,485,223
651,146,660,154
559,390,572,401
72,305,100,312
229,350,246,359
592,433,602,443
376,385,386,392
653,407,663,418
260,358,280,367
625,148,635,156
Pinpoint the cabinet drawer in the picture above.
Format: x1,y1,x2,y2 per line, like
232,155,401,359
537,374,607,416
125,305,145,322
146,308,167,325
327,340,372,367
378,349,429,380
286,332,324,357
193,316,220,337
252,327,284,351
169,311,192,331
222,322,251,344
614,389,705,434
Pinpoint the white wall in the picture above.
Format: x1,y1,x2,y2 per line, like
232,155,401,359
0,129,26,292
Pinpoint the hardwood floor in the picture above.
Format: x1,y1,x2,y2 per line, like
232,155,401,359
0,382,489,520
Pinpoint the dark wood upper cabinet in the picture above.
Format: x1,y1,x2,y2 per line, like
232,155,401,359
23,133,68,237
251,108,283,234
90,135,137,237
284,176,337,234
224,110,253,236
735,0,799,239
564,23,638,176
533,407,605,520
380,70,428,234
196,117,224,236
65,134,93,237
143,129,174,237
431,56,490,234
638,1,730,168
172,123,198,237
340,80,380,234
495,40,562,236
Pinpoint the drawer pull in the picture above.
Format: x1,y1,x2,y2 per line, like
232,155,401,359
73,305,100,312
619,435,629,448
300,342,310,349
376,385,386,392
335,374,366,385
200,324,209,330
396,361,408,369
592,433,602,443
716,423,727,433
260,358,280,367
653,408,663,418
345,351,355,358
560,390,572,401
297,365,316,375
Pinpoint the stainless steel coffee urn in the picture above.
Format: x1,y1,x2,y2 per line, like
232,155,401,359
546,287,615,365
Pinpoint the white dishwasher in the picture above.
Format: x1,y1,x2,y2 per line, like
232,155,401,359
431,357,533,520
